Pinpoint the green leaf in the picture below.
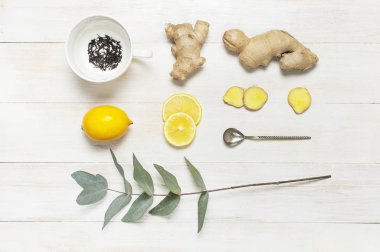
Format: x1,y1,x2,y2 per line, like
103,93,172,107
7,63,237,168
72,171,108,205
110,149,132,195
184,158,209,232
149,192,181,216
72,171,100,188
103,194,132,230
76,184,107,205
197,191,209,233
133,154,154,196
184,157,206,190
122,193,153,222
153,164,181,195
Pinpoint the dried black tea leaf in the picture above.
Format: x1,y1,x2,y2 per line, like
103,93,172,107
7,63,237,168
88,35,122,71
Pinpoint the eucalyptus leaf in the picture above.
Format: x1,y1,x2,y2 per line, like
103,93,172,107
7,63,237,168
184,157,206,190
72,172,108,205
72,171,100,188
110,149,132,195
153,164,181,195
149,192,181,216
122,193,153,222
103,194,132,230
133,154,154,196
197,191,209,233
76,184,108,205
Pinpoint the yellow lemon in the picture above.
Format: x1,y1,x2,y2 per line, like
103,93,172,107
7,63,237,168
82,105,132,141
162,93,202,125
163,113,196,147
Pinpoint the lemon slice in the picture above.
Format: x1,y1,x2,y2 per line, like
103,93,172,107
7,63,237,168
163,113,197,147
162,93,202,125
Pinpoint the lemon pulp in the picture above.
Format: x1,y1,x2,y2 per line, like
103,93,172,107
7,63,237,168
163,113,196,147
162,93,202,125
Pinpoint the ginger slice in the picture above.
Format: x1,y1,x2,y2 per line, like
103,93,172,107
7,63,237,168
223,86,244,108
243,86,268,111
288,87,312,114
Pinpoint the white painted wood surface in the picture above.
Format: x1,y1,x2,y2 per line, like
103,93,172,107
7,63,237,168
1,0,379,251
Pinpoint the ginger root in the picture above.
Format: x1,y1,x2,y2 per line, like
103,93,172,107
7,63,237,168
165,20,209,81
223,29,318,71
288,87,311,114
223,86,244,108
243,86,268,111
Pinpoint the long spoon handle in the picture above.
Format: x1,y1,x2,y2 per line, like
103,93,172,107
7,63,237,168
245,136,311,141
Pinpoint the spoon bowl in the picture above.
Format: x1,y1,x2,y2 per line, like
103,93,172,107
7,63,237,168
223,128,245,146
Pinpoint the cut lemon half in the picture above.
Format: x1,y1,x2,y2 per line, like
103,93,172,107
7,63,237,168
163,113,197,147
162,93,202,125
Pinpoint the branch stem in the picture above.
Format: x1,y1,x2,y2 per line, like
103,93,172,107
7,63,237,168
107,175,331,196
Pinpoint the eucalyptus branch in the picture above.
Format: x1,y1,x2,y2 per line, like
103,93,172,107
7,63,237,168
72,150,333,233
107,175,331,196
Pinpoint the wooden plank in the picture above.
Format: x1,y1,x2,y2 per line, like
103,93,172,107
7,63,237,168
0,0,380,43
1,1,379,250
0,43,379,103
0,222,379,251
0,102,378,163
1,163,379,222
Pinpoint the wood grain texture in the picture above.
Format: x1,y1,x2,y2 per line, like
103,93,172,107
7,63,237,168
1,0,380,250
1,0,380,43
0,43,379,103
2,163,379,223
0,102,378,163
1,222,380,252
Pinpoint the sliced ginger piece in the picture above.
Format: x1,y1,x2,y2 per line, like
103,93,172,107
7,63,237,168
223,86,244,108
288,87,312,114
243,86,268,111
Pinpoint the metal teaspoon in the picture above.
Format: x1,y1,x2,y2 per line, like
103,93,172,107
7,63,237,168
223,128,311,147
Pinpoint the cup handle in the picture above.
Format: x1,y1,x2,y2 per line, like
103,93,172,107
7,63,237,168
132,49,153,58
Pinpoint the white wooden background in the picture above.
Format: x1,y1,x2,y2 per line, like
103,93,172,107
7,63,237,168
1,0,380,251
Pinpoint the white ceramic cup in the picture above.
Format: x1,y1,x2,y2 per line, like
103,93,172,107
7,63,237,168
65,15,152,83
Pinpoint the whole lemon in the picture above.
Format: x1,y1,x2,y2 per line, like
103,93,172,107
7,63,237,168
82,105,132,141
